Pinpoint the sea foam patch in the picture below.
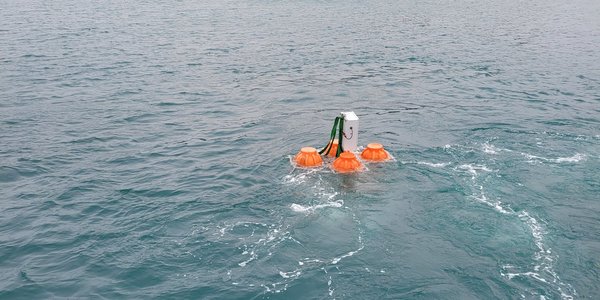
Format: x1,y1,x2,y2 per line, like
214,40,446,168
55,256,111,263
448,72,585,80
290,200,344,213
553,153,586,163
446,149,577,299
521,152,587,164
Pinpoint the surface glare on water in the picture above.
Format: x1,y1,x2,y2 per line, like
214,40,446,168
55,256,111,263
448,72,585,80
1,0,599,299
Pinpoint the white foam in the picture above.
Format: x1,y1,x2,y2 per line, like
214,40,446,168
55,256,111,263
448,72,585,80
417,161,451,168
457,164,492,178
298,258,321,266
521,152,548,162
279,269,302,279
553,153,585,163
290,200,344,213
234,224,293,270
238,250,256,267
518,211,546,259
399,160,451,168
520,152,586,164
331,248,361,264
482,142,513,155
499,211,576,300
472,189,513,215
456,161,575,299
482,142,499,154
283,168,320,184
331,229,364,265
260,282,289,294
504,271,547,283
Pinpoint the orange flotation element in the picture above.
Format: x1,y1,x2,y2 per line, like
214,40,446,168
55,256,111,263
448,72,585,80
325,140,339,157
332,151,363,173
361,143,390,161
294,147,323,167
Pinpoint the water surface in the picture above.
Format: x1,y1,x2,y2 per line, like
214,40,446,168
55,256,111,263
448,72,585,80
1,0,599,299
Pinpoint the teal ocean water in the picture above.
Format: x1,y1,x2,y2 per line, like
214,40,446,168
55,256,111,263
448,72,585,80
1,0,599,299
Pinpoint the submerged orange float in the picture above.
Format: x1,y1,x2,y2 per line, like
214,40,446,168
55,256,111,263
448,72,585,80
325,140,339,157
294,147,323,167
332,151,362,173
361,143,389,161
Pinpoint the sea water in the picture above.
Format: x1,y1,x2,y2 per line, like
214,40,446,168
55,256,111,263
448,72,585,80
1,0,599,298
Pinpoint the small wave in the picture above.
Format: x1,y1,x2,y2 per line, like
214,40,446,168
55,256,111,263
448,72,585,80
0,166,21,183
290,200,344,213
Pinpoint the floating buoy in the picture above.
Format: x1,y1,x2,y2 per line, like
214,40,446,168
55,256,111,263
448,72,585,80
319,111,358,158
294,147,323,167
361,143,390,161
294,111,389,172
340,112,359,152
332,151,363,173
325,140,339,157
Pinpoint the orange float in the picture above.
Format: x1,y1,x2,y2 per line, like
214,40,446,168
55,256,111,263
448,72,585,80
325,140,339,157
294,147,323,167
332,151,363,173
361,143,389,161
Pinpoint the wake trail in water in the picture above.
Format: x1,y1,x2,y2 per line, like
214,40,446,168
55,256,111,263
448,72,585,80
284,167,345,215
213,167,365,297
281,167,365,298
454,144,577,299
401,160,452,168
290,200,343,213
